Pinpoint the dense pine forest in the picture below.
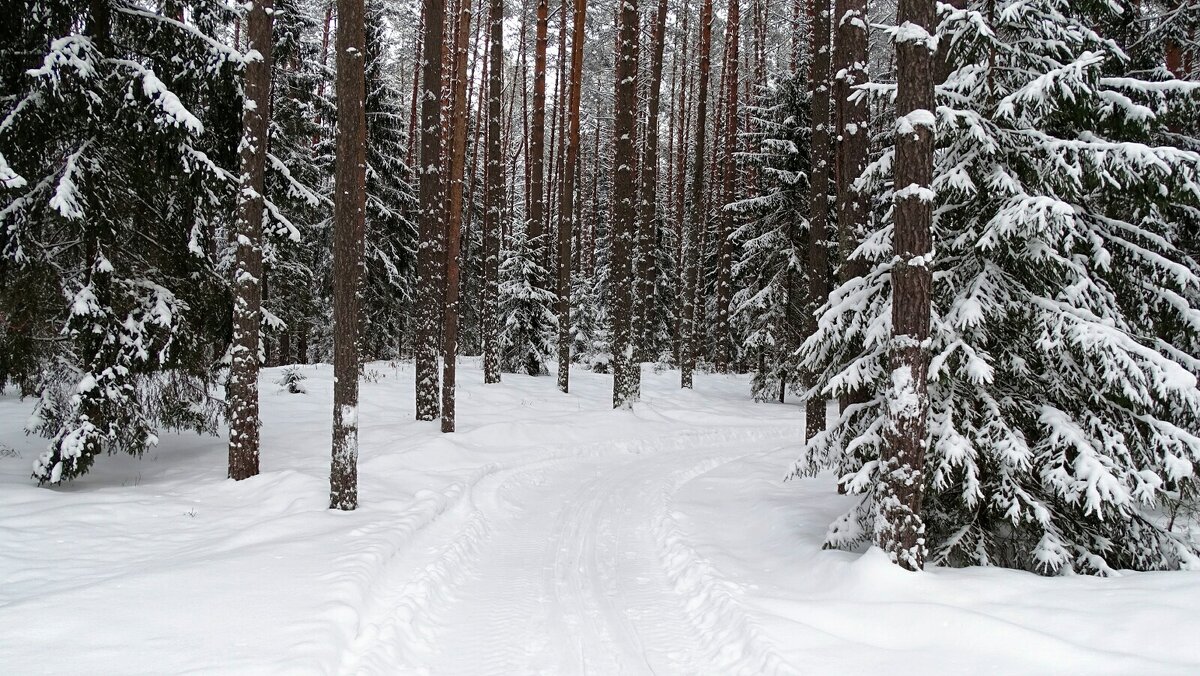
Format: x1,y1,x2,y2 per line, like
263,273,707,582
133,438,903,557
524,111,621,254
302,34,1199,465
4,0,1200,590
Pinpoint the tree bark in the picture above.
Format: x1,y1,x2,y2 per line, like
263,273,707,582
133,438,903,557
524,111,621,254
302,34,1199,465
713,0,740,372
518,4,531,220
804,0,832,442
882,0,935,571
406,5,425,167
330,0,368,510
611,0,641,407
228,0,273,482
680,0,713,389
834,0,868,283
635,0,669,365
672,5,693,365
415,0,447,420
483,0,505,385
833,0,869,416
548,0,569,244
441,0,473,433
557,0,588,393
529,0,550,271
588,125,601,277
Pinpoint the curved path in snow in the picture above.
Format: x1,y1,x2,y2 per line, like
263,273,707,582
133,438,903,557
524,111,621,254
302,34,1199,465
339,431,797,676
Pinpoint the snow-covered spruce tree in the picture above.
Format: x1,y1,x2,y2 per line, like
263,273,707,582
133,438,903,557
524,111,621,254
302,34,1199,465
795,0,1200,573
1,1,244,483
729,74,811,401
569,270,610,371
499,221,557,375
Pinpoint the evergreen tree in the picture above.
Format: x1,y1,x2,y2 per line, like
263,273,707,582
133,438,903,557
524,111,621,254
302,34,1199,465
730,74,811,401
796,0,1200,573
569,270,610,370
1,1,244,483
499,222,557,375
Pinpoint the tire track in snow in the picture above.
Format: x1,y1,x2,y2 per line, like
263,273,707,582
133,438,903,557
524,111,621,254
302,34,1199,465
338,459,572,675
545,461,688,674
652,453,800,676
337,425,801,675
321,463,501,675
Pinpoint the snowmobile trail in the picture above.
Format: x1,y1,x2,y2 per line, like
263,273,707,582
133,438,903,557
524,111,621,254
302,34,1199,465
340,436,794,676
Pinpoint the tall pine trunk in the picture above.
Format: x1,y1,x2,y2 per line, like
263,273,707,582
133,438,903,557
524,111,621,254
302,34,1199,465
548,0,569,238
635,0,669,363
834,0,868,282
557,0,588,393
834,0,868,415
805,0,832,442
882,0,935,571
441,0,473,432
415,0,446,419
672,4,693,365
529,0,549,280
713,0,739,372
483,0,505,384
611,0,641,407
406,6,424,167
330,0,368,510
680,0,713,389
228,0,273,482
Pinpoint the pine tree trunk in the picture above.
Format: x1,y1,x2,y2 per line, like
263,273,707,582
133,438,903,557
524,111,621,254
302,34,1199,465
317,2,333,101
680,0,713,389
834,0,869,415
262,274,275,367
589,126,602,277
557,0,588,394
441,0,473,433
279,332,291,366
330,0,367,511
611,0,641,407
415,0,446,420
834,0,868,283
298,324,309,364
664,28,679,256
882,0,935,571
548,0,569,243
713,0,739,373
672,7,693,365
635,0,668,365
406,6,425,168
228,0,273,482
529,0,549,278
483,0,505,385
804,0,832,442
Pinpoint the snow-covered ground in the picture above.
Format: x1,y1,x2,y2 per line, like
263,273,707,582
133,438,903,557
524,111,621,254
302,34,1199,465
2,361,1198,675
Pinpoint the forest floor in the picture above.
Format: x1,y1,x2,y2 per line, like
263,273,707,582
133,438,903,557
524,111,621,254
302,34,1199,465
2,361,1199,675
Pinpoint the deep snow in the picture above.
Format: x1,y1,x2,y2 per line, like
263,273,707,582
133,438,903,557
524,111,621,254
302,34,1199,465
1,361,1198,674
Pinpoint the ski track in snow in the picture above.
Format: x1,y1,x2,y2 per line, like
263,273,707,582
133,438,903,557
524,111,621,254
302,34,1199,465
339,427,799,676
